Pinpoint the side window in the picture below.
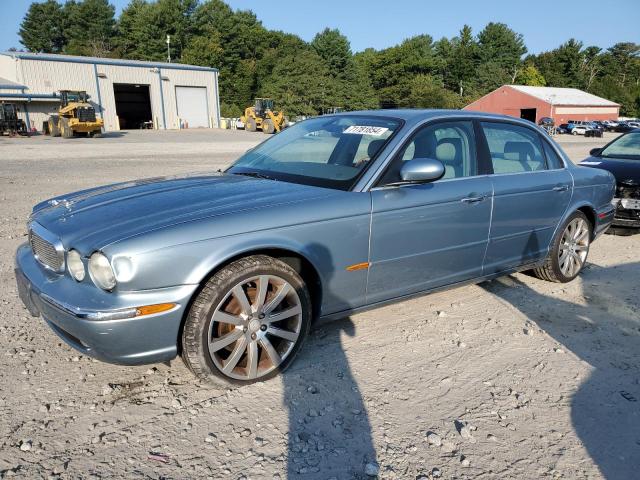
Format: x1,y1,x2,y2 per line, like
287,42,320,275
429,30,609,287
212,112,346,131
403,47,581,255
378,121,477,185
541,140,565,169
481,122,547,174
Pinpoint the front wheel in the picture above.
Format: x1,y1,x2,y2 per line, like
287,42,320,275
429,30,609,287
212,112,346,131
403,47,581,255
533,211,591,283
182,255,311,384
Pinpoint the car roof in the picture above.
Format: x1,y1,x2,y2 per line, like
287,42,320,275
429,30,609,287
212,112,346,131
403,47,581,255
331,109,522,123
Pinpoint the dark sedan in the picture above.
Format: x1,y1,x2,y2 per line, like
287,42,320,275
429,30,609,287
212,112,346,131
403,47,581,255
580,129,640,232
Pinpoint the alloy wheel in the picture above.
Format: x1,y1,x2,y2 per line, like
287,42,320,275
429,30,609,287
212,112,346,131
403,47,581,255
558,217,590,277
207,275,303,380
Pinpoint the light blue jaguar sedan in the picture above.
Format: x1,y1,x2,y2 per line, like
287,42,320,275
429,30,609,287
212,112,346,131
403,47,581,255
15,110,616,384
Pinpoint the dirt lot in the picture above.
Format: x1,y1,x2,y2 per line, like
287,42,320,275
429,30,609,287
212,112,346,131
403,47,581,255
0,129,638,479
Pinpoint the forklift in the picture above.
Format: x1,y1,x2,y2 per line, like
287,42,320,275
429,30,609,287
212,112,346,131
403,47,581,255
0,103,28,136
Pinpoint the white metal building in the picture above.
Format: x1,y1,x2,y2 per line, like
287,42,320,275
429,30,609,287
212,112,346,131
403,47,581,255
0,52,220,132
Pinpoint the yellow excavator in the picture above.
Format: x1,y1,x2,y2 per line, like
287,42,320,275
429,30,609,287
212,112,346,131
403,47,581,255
241,98,285,134
48,90,103,138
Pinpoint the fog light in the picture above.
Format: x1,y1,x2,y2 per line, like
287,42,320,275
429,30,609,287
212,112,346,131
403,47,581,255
67,249,85,281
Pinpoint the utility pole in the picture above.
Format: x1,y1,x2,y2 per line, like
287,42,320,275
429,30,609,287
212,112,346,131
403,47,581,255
166,35,171,63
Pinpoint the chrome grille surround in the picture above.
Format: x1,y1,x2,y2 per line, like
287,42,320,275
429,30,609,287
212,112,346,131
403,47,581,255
28,222,65,273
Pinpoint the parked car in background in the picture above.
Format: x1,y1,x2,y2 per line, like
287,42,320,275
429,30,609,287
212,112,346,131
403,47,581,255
570,125,588,135
600,120,619,131
556,124,570,134
615,122,636,133
15,110,616,384
580,129,640,234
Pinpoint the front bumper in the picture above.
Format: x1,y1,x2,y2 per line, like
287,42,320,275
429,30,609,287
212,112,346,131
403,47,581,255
612,201,640,228
15,243,198,365
69,119,103,132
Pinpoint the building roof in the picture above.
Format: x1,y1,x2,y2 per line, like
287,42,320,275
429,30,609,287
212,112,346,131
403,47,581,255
508,85,619,107
0,76,26,90
0,51,218,73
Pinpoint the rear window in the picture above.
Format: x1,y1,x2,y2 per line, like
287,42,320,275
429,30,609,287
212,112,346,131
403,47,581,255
481,122,547,174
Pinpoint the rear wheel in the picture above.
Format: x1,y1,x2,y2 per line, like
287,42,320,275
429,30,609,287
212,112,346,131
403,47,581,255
246,117,257,132
182,255,311,385
533,211,591,283
48,116,60,137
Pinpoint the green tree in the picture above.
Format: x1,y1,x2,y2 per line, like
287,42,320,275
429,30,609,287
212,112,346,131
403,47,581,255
311,28,352,77
64,0,116,57
19,0,66,53
116,0,197,61
440,25,479,95
477,22,526,85
404,75,464,109
516,64,546,86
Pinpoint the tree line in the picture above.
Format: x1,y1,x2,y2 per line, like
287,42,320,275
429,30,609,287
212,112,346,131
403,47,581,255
18,0,640,117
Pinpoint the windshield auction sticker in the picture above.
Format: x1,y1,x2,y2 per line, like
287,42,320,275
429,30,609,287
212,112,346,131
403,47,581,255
344,125,389,136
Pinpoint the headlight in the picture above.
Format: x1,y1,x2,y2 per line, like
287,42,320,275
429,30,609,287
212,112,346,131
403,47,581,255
88,252,116,290
67,249,85,281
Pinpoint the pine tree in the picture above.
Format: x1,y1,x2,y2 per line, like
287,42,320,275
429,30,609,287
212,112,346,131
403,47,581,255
19,0,66,53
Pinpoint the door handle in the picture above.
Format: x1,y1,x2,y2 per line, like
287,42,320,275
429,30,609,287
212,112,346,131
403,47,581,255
553,185,569,192
461,195,486,204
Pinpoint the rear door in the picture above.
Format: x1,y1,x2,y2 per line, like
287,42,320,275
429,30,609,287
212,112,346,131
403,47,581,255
175,86,209,128
479,121,572,273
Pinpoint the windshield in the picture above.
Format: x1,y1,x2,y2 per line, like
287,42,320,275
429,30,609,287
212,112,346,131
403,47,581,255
66,91,87,102
227,115,401,190
600,132,640,160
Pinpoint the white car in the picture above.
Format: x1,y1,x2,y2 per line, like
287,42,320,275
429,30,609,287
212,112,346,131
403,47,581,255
571,125,588,135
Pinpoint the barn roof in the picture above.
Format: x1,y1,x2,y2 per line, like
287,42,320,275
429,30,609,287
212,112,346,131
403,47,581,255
0,52,218,73
508,85,619,107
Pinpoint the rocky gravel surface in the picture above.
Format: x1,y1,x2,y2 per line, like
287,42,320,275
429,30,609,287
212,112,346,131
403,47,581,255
0,129,638,479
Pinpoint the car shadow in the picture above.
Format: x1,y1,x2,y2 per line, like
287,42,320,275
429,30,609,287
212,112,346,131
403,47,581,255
283,317,377,478
281,242,376,478
481,260,640,479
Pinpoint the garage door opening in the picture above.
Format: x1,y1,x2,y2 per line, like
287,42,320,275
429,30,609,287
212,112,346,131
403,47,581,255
520,108,537,123
113,83,152,130
176,86,209,128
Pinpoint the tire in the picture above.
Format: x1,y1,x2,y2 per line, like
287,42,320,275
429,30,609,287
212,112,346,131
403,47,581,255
61,117,74,138
182,255,312,385
572,130,578,135
49,116,60,137
262,119,275,134
533,210,591,283
246,117,257,132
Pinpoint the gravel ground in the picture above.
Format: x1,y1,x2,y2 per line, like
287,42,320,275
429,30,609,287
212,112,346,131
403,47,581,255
0,129,638,479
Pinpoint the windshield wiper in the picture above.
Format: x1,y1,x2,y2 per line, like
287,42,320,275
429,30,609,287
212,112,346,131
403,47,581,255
233,171,277,181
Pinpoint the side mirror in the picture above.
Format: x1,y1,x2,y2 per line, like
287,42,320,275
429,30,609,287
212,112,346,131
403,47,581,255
400,158,445,183
589,147,602,157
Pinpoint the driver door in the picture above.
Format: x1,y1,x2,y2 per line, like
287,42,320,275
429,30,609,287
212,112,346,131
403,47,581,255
366,120,493,304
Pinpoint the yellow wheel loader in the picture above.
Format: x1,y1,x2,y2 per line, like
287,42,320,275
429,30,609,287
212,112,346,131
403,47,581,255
48,90,103,138
241,98,286,134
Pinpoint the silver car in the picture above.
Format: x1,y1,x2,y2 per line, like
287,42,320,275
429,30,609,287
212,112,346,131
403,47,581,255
15,110,616,384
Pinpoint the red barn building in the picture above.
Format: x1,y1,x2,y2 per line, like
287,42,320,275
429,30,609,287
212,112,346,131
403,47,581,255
464,85,620,124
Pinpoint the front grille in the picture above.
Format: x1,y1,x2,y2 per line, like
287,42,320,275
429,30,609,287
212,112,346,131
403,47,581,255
29,229,63,271
77,107,96,122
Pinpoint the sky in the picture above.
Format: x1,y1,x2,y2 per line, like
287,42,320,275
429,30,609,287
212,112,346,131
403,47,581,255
1,0,639,54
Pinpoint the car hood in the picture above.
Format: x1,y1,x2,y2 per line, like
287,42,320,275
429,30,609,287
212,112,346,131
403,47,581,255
30,172,335,252
579,156,640,185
